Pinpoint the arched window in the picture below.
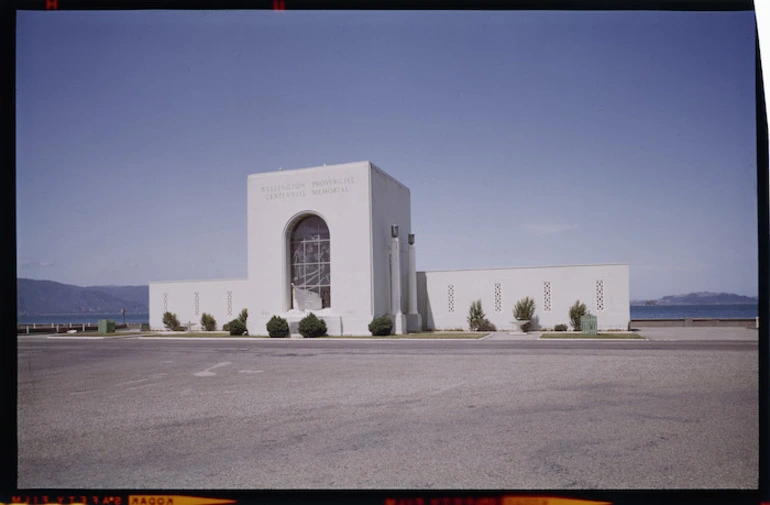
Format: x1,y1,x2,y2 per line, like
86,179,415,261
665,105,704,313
290,215,331,310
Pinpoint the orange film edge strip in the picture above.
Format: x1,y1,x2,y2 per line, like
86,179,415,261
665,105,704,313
501,498,612,505
127,497,236,505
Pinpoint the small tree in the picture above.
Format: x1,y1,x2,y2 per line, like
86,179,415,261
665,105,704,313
467,300,486,331
238,308,248,324
368,315,394,336
298,312,327,338
569,300,590,331
266,315,290,338
200,313,217,331
162,311,180,331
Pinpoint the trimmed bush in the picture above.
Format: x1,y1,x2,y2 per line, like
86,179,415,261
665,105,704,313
200,313,217,331
368,315,394,336
162,311,180,331
266,315,290,338
222,321,231,332
467,300,488,331
554,324,568,332
298,312,327,338
477,318,496,332
228,318,247,336
569,300,590,331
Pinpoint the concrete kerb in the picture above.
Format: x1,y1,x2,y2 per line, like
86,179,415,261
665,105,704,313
633,327,758,341
480,331,646,341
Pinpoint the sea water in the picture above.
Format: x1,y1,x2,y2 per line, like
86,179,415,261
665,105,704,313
630,304,758,319
17,313,150,325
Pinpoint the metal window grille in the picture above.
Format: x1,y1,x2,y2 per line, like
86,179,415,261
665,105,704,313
494,283,502,312
163,293,168,312
448,285,455,313
290,215,331,309
194,292,200,315
544,282,551,312
227,291,233,315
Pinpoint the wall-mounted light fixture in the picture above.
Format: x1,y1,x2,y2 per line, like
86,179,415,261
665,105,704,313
408,233,415,245
391,225,399,238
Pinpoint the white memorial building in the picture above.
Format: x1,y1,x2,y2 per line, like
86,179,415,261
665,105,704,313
149,161,630,335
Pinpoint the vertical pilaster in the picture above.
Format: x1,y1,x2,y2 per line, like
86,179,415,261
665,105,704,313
407,233,422,332
390,225,406,334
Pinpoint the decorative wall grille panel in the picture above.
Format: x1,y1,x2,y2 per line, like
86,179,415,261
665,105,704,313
194,292,200,315
448,285,455,313
543,282,551,312
596,280,605,311
163,293,168,312
494,283,502,312
227,291,233,315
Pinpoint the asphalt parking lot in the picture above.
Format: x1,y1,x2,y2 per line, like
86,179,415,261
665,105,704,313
17,333,758,489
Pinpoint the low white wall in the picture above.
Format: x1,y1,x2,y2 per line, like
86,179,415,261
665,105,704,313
149,278,249,331
419,264,630,331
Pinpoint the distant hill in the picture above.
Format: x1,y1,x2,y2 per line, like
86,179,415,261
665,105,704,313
17,278,148,316
631,292,758,306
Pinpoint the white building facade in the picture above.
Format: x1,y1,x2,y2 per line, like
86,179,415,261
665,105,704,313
149,161,630,335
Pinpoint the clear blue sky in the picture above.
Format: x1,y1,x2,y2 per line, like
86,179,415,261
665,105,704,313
16,10,757,300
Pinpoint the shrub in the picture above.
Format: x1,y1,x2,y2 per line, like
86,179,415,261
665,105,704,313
222,321,231,332
238,308,248,324
555,324,568,332
368,315,394,336
266,315,290,338
200,313,217,331
569,300,590,331
467,300,487,331
513,296,536,332
298,312,327,338
477,318,497,332
513,297,536,320
162,311,180,331
228,318,247,336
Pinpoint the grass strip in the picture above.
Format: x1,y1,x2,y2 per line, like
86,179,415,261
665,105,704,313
320,332,486,339
130,332,487,339
146,332,268,338
47,332,144,337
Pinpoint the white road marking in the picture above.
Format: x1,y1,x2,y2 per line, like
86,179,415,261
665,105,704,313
194,361,233,377
238,370,263,374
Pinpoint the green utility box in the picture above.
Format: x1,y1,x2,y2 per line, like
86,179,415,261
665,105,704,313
581,315,597,336
98,319,116,333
